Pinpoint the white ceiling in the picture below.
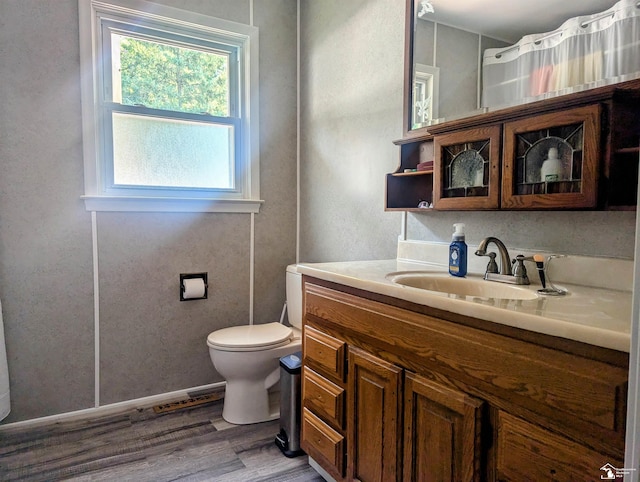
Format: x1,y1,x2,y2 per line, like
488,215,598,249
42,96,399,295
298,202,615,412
425,0,619,42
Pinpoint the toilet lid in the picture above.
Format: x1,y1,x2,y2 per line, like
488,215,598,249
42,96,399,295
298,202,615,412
207,322,293,350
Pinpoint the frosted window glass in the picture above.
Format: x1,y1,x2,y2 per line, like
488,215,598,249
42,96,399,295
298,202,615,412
112,113,233,189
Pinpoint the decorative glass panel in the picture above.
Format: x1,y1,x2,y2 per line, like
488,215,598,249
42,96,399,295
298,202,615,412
442,140,490,198
512,123,584,196
501,104,599,209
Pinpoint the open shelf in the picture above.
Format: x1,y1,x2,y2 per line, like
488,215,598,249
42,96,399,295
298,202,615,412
391,170,433,177
616,147,640,155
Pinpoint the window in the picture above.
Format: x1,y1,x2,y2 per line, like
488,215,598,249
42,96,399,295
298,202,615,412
78,0,261,212
412,64,439,129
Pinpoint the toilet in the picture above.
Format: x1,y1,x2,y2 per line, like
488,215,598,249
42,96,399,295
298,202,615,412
207,264,303,424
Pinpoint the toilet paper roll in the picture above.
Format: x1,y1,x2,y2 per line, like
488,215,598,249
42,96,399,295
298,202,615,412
183,278,206,299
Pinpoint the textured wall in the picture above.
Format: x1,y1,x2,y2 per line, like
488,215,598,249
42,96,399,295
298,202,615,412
253,0,299,323
407,211,637,259
0,0,297,422
0,0,95,421
299,0,405,263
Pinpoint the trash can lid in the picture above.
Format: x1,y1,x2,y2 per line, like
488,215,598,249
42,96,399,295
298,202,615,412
280,351,302,372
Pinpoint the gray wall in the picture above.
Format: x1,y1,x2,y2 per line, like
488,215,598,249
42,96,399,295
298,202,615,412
299,1,636,261
299,0,405,262
0,0,297,422
407,211,636,258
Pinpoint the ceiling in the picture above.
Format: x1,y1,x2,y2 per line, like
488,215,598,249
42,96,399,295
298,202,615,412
424,0,620,42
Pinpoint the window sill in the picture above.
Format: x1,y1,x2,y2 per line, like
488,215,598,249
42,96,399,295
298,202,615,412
82,195,263,213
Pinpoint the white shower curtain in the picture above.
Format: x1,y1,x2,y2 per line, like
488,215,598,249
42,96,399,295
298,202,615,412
482,0,640,109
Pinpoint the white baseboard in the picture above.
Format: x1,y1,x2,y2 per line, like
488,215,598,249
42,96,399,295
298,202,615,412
0,381,226,432
309,457,337,482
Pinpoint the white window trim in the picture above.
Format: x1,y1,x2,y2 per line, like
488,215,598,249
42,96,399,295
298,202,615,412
78,0,263,213
413,63,440,128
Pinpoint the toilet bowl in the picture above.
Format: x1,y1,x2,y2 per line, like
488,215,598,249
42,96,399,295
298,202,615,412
207,265,303,424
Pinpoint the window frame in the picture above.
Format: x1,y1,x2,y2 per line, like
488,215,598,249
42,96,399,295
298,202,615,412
412,63,440,129
78,0,262,213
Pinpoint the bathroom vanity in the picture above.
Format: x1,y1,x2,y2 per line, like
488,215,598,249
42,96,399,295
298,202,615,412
298,260,630,481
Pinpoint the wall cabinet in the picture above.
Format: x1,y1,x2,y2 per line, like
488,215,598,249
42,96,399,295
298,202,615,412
386,78,640,211
301,276,628,481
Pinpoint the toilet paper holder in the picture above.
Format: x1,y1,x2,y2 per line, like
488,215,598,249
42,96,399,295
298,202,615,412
180,272,208,301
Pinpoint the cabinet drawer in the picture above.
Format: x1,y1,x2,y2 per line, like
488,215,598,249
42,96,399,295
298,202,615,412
302,407,345,474
303,325,346,382
496,411,620,481
302,366,345,429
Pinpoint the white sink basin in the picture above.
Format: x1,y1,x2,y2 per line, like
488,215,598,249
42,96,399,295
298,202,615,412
386,272,538,300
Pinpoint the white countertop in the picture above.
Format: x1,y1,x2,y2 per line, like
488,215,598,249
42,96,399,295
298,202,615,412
298,259,632,352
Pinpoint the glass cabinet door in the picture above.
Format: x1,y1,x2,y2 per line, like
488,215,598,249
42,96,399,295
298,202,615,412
502,105,600,209
433,126,501,210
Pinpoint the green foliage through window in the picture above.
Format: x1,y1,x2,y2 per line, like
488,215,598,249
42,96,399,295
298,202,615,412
117,36,230,116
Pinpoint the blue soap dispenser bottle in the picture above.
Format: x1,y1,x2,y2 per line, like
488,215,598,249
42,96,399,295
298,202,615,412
449,223,467,277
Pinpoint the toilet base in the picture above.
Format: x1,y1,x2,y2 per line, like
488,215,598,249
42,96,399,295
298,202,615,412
222,380,280,424
208,330,302,425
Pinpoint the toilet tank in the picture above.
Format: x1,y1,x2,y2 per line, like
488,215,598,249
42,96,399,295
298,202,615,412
286,264,302,329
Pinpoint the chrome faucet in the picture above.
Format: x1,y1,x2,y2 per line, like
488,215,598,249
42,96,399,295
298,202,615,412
475,237,530,285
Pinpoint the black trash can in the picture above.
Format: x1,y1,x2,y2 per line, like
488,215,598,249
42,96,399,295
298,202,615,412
275,351,304,457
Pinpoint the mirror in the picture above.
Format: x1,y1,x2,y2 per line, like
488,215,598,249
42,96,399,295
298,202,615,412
404,0,635,135
404,0,507,133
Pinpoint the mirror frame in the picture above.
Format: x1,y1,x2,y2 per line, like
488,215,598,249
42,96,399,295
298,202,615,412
403,0,441,139
402,0,419,138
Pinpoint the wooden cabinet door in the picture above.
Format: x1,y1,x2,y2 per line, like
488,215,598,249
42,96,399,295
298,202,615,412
495,410,622,482
433,125,501,210
347,347,402,482
501,104,601,209
403,372,484,482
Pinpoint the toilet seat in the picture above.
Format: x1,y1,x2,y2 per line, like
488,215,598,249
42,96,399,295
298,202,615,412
207,322,293,352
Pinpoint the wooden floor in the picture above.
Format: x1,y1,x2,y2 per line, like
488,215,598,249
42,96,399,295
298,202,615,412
0,397,324,481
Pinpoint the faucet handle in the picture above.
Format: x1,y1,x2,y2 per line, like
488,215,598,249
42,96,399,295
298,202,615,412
513,254,535,263
512,255,531,285
477,251,499,274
